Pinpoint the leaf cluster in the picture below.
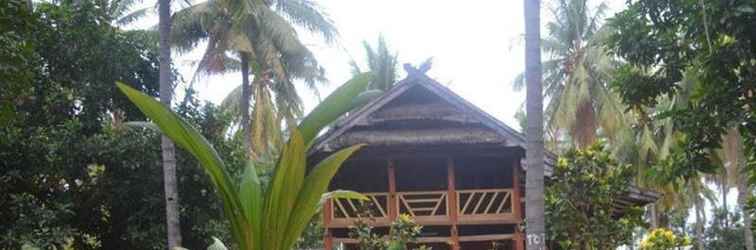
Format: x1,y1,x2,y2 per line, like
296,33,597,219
546,143,645,249
116,72,373,250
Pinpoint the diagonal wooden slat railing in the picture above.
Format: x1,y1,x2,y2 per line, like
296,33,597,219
327,189,515,227
396,190,448,217
457,189,513,216
331,192,389,219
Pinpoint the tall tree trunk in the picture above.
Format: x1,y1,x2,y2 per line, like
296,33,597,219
648,204,658,228
694,194,705,250
524,0,546,249
158,0,182,248
739,178,754,250
721,175,729,228
240,52,252,158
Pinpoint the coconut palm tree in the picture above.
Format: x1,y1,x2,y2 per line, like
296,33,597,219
524,0,546,249
514,0,627,149
350,35,399,91
171,0,336,160
721,128,754,250
157,0,182,248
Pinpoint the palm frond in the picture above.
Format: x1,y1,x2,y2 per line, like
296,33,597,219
116,6,152,25
272,0,338,43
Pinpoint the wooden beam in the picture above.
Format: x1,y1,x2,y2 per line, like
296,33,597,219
458,234,514,242
514,229,524,250
512,158,522,220
324,229,333,250
323,197,333,225
388,159,398,220
447,158,460,250
331,128,508,148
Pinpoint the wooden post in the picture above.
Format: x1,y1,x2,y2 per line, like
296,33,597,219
324,194,333,250
512,158,522,220
513,158,524,250
388,159,398,220
514,228,525,250
447,158,460,250
324,229,333,250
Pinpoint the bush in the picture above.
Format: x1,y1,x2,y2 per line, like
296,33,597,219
640,228,691,250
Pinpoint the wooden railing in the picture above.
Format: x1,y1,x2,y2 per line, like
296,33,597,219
331,192,389,219
457,189,513,217
397,191,448,217
328,188,516,227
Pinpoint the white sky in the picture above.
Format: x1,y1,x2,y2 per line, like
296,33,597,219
153,0,542,127
128,0,739,227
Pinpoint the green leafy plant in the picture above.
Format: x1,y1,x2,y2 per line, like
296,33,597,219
546,143,645,249
116,73,372,250
640,228,691,250
349,212,428,250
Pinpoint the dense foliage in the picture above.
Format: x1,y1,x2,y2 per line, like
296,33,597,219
0,1,242,249
640,228,691,250
546,143,645,249
607,0,755,180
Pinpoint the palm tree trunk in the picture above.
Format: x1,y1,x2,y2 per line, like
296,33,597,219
158,0,182,248
738,178,754,250
721,175,729,227
524,0,546,249
240,52,252,158
694,195,705,250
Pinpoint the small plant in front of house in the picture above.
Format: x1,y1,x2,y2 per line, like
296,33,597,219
640,228,691,250
349,207,429,250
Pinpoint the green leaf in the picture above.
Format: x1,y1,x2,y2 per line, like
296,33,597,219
298,73,372,147
115,82,248,249
319,190,368,208
239,161,263,247
262,130,307,250
282,144,365,249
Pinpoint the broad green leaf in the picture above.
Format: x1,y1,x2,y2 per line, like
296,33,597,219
319,190,368,208
262,130,306,250
298,73,372,147
239,161,263,248
115,82,248,249
282,144,365,249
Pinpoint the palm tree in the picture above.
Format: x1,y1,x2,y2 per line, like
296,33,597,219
103,0,152,26
171,0,336,160
158,0,181,248
721,128,754,250
514,0,626,149
350,35,399,91
524,0,546,249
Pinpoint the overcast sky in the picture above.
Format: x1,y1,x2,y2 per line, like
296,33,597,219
126,0,743,226
143,1,561,129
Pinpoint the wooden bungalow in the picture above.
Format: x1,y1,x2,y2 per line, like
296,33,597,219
308,66,658,250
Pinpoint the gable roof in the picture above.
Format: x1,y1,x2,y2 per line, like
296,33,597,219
310,65,658,208
310,66,557,169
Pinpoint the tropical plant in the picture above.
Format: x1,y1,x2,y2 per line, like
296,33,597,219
116,73,372,250
515,0,627,149
524,0,546,249
349,213,426,250
171,0,337,160
546,143,645,249
640,228,691,250
704,209,750,250
350,35,399,92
